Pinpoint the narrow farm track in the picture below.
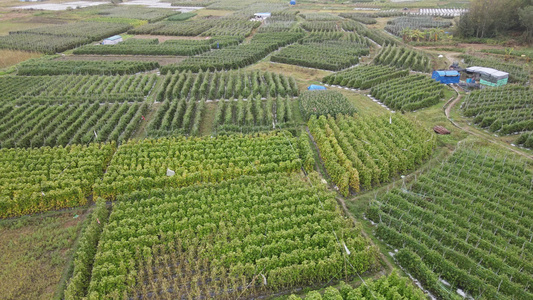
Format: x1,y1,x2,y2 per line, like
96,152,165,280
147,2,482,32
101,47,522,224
445,85,533,160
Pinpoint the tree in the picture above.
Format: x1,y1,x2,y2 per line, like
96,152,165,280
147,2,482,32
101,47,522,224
519,6,533,42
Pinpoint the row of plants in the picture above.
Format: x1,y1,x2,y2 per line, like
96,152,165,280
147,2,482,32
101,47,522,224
11,74,158,104
462,54,531,84
161,32,304,73
16,60,159,76
147,98,206,137
0,21,131,54
339,12,377,24
157,70,299,102
0,143,114,218
93,132,309,200
73,36,242,56
95,6,180,22
257,14,297,33
287,272,426,299
462,85,533,135
300,20,362,32
299,90,357,121
0,76,53,102
271,41,368,71
63,199,110,300
166,12,197,21
212,96,297,134
84,172,379,298
323,65,409,90
385,16,452,37
370,74,445,111
308,114,435,196
129,18,260,37
300,13,341,21
366,147,533,299
0,101,148,148
517,131,533,148
373,45,432,73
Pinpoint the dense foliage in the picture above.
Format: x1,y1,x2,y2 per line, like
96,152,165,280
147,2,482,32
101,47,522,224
95,6,180,22
323,65,409,89
157,70,298,102
129,18,260,37
462,55,530,84
271,32,370,71
385,16,452,37
64,199,110,300
161,32,304,73
373,45,432,73
370,74,445,111
0,143,114,218
0,101,147,148
16,60,158,76
9,74,157,104
211,96,297,134
73,36,241,56
339,12,378,24
367,148,533,299
462,85,533,135
94,132,308,199
287,272,426,299
147,98,206,137
517,131,533,148
167,12,197,21
86,173,379,298
0,21,131,54
308,114,435,196
299,90,357,121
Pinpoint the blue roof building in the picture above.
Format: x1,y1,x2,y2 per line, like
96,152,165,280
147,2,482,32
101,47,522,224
307,85,327,90
432,70,460,84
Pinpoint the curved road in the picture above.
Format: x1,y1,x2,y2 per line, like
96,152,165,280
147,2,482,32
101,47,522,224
444,85,533,160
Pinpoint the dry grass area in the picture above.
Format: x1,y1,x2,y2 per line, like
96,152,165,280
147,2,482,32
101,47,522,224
247,61,333,89
0,49,41,68
0,208,88,300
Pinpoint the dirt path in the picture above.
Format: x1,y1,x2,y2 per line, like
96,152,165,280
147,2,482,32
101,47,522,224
445,85,533,160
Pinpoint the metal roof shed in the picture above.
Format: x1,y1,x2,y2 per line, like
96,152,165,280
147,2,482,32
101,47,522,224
466,66,509,87
432,70,460,84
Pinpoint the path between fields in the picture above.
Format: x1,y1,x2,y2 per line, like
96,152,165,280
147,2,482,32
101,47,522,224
445,85,533,160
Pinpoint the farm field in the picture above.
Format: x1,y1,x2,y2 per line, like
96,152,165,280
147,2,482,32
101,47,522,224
0,0,532,299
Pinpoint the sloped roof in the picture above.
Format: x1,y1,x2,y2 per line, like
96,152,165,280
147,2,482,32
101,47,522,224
308,85,327,90
435,70,460,77
105,35,122,41
466,66,508,79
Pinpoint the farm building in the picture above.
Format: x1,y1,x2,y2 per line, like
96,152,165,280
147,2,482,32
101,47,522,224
308,85,327,90
466,66,508,87
102,35,123,45
253,13,271,20
432,70,460,84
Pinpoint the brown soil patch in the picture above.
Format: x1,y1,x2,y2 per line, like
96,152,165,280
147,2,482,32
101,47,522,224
133,35,211,42
0,12,31,21
56,55,186,66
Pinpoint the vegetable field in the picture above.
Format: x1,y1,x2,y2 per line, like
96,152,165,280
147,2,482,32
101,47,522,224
462,85,533,135
0,143,114,218
157,70,299,102
323,65,409,89
308,114,435,196
161,32,304,73
299,90,357,121
211,96,297,134
93,132,310,199
0,102,147,148
373,45,432,73
367,148,533,299
16,60,159,76
370,74,445,111
73,37,241,56
288,272,426,299
78,173,379,298
385,16,452,37
12,74,158,104
95,6,180,22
